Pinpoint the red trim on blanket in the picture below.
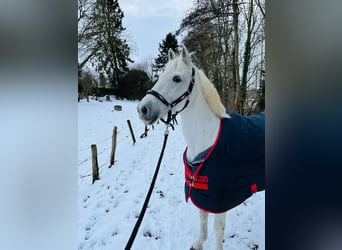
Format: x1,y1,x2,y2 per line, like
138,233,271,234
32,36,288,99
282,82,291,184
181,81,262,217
251,183,257,193
185,178,208,190
193,119,222,178
189,195,245,214
184,120,223,201
185,160,191,177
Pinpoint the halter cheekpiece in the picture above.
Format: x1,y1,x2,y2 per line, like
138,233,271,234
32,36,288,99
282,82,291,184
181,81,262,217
146,67,195,129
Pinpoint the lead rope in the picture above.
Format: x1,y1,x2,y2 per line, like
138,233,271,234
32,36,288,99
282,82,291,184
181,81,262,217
125,126,170,250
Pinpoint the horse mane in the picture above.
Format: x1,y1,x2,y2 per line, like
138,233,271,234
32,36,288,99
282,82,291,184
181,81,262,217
197,69,229,119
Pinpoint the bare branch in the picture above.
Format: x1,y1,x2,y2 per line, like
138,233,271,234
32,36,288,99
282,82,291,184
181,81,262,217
256,0,265,18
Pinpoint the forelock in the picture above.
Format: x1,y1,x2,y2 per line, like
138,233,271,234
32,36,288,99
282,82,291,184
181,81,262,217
165,56,187,73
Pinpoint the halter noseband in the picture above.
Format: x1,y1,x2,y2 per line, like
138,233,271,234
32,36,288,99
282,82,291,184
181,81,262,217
146,67,195,128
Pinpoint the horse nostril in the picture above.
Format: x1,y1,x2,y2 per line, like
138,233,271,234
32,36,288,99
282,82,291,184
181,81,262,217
141,106,148,116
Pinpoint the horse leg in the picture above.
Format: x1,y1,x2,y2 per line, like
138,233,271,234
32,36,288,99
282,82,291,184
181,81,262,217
214,212,226,250
190,210,208,250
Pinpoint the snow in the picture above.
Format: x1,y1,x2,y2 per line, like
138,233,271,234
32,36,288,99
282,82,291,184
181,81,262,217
78,96,265,250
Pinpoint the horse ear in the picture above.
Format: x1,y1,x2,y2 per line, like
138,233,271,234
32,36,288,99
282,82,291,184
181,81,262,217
181,44,191,65
168,49,176,61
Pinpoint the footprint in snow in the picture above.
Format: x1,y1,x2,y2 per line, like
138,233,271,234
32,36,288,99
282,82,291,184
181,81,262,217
85,224,92,231
143,231,161,240
156,190,165,198
248,243,259,250
83,195,90,203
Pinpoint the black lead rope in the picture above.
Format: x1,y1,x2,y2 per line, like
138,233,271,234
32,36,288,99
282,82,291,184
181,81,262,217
125,127,170,250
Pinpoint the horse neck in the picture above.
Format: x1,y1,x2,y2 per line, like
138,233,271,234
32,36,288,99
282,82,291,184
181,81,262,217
179,82,221,162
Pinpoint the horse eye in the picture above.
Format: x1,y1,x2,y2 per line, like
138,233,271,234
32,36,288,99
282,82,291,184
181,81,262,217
173,75,181,83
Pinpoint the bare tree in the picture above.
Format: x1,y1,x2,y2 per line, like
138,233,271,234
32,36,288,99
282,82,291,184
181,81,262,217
133,56,154,82
78,0,97,75
178,0,265,114
256,0,265,18
236,0,254,114
232,0,241,112
179,0,235,109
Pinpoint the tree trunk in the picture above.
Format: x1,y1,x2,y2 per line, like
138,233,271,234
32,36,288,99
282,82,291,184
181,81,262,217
233,0,241,113
240,0,254,114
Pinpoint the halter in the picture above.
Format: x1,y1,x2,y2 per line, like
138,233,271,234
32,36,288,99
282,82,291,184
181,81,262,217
146,67,195,129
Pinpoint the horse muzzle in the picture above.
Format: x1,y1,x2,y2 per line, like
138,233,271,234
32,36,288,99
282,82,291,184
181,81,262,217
137,100,162,125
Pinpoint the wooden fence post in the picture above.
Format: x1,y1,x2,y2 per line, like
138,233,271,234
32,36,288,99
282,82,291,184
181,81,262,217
127,120,136,144
114,105,122,111
110,126,117,167
91,144,99,183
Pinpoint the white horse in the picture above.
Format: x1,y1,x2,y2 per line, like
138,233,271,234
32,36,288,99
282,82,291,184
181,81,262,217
137,45,264,250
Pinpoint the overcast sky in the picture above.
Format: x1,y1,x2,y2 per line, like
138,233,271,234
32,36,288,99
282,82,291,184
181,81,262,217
120,0,193,65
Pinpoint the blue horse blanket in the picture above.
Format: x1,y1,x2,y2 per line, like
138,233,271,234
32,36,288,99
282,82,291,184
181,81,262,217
184,112,265,213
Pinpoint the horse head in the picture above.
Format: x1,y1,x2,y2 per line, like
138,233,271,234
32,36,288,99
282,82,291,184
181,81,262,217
137,45,195,125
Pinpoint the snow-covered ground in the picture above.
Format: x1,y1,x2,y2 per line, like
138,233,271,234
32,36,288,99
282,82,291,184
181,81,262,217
78,97,265,250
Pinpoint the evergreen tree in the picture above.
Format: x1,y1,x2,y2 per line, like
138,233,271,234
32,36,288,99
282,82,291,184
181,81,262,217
89,0,133,88
118,69,152,100
153,33,179,79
